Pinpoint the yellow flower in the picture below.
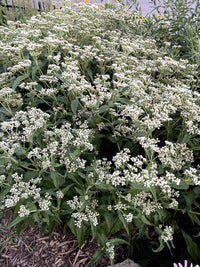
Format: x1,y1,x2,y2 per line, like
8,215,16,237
140,18,145,22
157,14,162,18
84,0,90,3
57,8,60,11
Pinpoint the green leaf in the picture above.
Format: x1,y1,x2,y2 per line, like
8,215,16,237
188,213,200,226
179,133,191,144
74,187,84,195
137,221,146,238
141,215,153,226
86,67,93,82
116,98,132,105
104,212,114,233
104,212,122,235
62,183,74,195
0,157,10,166
109,238,129,246
67,218,77,236
51,172,65,188
71,99,79,114
130,182,145,190
24,170,38,180
118,212,130,235
14,147,26,158
33,212,41,222
77,226,85,246
0,107,12,117
171,182,189,190
88,247,102,266
182,230,200,262
25,217,36,230
40,222,47,236
68,173,83,186
48,219,57,236
12,75,28,90
98,105,109,114
153,238,165,253
7,216,25,228
90,224,97,241
95,183,114,191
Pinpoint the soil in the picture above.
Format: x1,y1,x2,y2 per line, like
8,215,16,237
0,211,127,267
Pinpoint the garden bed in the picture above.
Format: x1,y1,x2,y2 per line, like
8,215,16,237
0,1,200,266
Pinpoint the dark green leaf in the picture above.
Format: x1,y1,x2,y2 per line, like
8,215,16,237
77,226,85,246
99,105,109,114
25,217,36,230
67,218,77,236
86,67,93,82
153,238,165,253
51,172,65,188
71,99,79,114
6,216,25,228
182,230,200,262
0,157,10,166
118,212,130,235
109,238,129,246
141,215,153,226
95,183,114,191
88,247,102,266
188,213,200,226
12,75,28,90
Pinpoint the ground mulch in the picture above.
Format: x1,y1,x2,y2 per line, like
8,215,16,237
0,211,127,267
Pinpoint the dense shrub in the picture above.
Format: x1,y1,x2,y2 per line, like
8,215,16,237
0,2,200,265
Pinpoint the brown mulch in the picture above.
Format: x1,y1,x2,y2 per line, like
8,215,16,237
0,211,127,267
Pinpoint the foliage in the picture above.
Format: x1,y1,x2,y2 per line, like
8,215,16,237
0,1,200,265
129,0,200,66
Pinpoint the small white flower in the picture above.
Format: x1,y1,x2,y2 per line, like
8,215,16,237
18,205,30,217
56,191,64,199
160,225,173,243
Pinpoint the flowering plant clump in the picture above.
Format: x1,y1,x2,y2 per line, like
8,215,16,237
0,1,200,265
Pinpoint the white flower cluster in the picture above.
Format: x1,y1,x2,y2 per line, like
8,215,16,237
0,175,6,184
184,168,200,185
0,87,23,108
113,148,131,168
132,191,163,216
137,137,159,152
158,141,193,170
39,193,52,211
3,173,41,209
160,225,174,243
0,107,50,143
67,196,99,228
56,191,64,199
123,213,133,223
105,242,115,260
18,205,30,217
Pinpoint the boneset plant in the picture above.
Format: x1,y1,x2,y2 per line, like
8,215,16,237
0,2,200,265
